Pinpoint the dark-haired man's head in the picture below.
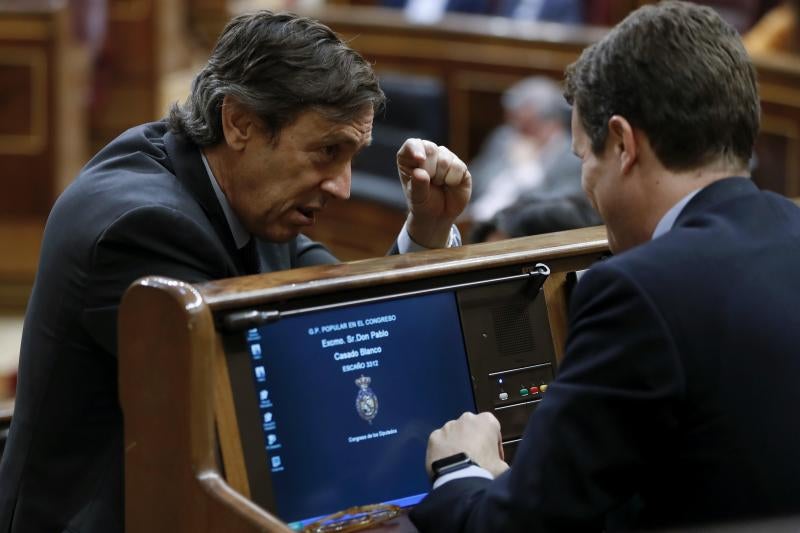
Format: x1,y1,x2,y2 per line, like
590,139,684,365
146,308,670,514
564,1,760,252
168,11,385,243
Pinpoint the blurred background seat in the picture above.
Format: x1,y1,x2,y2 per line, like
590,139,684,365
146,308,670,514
351,72,448,210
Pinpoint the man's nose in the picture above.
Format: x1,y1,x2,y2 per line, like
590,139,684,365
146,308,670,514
322,163,351,200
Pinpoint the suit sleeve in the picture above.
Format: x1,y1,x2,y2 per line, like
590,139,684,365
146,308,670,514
292,233,338,267
410,261,685,532
81,205,231,356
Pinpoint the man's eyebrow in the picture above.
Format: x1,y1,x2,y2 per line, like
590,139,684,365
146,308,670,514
322,130,358,142
322,131,373,150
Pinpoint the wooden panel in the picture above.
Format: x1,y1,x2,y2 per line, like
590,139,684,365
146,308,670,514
0,220,43,311
186,0,229,48
751,54,800,197
119,278,293,533
199,225,608,310
92,0,191,150
0,3,87,219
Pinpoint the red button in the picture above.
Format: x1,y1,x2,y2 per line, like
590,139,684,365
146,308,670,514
529,386,540,395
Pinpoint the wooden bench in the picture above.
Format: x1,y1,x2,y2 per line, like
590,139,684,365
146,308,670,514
118,226,608,532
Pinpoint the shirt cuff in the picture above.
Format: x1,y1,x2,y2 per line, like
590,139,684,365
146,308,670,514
397,223,462,253
432,464,494,490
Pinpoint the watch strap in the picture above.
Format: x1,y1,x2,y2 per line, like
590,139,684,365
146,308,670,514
431,452,476,482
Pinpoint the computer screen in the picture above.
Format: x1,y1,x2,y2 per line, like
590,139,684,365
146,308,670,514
239,290,476,528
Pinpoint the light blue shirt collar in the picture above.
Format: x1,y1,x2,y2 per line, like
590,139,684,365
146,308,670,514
200,150,251,249
652,188,702,240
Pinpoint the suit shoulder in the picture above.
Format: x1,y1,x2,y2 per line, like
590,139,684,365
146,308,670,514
53,125,204,231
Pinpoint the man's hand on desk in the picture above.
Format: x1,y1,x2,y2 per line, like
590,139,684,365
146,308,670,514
426,411,510,479
397,138,471,249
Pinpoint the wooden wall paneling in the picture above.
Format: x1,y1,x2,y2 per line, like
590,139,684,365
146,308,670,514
92,0,192,150
0,45,49,217
453,71,519,160
0,1,89,310
55,8,91,196
751,54,800,197
0,221,44,311
92,0,156,149
185,0,228,48
756,113,799,196
0,2,87,218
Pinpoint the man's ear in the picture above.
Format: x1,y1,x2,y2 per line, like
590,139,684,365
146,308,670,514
220,95,255,151
608,115,637,175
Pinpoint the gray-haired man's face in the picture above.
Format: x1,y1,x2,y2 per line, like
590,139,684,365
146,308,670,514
218,106,374,242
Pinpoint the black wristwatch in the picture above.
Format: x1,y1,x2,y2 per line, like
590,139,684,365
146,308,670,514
430,452,476,482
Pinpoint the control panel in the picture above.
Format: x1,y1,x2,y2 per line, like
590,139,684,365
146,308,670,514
458,274,558,463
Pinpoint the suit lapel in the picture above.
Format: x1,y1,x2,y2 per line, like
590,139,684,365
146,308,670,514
163,130,249,275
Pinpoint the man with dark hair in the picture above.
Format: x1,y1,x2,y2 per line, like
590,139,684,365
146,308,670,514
0,11,470,533
411,2,800,531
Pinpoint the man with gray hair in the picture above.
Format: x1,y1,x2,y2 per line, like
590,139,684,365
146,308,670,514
468,76,581,222
0,11,470,533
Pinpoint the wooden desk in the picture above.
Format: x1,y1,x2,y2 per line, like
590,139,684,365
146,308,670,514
118,226,608,532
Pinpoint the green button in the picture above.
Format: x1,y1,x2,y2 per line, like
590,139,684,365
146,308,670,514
519,388,529,396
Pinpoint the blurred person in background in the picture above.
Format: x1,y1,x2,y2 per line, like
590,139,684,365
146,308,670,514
470,191,600,243
468,76,582,223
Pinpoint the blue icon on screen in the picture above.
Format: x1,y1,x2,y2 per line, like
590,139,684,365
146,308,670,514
250,344,262,358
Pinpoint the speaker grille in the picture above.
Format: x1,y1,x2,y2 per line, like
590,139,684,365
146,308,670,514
492,304,535,355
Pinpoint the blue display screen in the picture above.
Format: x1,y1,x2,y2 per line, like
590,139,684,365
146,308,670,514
244,291,476,526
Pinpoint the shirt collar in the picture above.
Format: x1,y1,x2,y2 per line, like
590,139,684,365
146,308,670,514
200,150,251,249
652,188,702,240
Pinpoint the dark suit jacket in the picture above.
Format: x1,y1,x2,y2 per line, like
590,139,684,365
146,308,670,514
0,122,336,533
411,178,800,531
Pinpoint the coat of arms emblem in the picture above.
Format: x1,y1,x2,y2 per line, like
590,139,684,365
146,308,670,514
354,374,379,424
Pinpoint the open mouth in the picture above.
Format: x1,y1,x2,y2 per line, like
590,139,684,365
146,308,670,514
296,206,316,223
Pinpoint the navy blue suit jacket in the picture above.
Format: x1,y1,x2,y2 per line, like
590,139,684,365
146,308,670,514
0,122,336,533
411,178,800,531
